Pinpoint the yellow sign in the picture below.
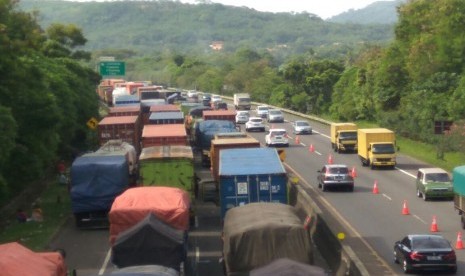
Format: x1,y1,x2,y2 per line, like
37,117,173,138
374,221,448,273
86,117,99,130
337,232,346,241
277,149,286,162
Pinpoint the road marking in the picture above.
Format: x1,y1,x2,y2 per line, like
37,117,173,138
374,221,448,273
99,248,112,275
413,214,427,224
395,167,416,178
382,194,392,201
196,246,200,263
314,150,322,156
189,231,222,237
301,143,307,146
283,164,396,274
195,216,199,228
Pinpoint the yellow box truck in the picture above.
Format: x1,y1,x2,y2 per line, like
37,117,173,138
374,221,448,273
357,128,396,169
330,123,358,153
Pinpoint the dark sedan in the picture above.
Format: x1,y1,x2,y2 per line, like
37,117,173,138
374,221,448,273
317,164,354,192
393,234,457,274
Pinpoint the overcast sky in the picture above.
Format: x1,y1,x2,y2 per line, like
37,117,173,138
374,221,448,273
67,0,396,19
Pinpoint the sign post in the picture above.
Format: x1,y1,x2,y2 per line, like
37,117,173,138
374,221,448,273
99,61,125,76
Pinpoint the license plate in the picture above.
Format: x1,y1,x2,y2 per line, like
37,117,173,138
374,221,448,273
427,256,441,261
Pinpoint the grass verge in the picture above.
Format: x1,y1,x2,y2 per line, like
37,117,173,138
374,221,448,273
0,179,71,251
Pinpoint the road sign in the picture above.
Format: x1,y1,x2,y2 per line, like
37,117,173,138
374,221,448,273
86,117,99,130
99,61,125,76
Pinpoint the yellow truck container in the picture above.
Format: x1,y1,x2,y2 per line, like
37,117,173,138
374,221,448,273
330,123,358,153
357,128,396,169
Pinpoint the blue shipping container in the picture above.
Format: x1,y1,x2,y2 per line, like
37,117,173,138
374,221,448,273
218,148,288,218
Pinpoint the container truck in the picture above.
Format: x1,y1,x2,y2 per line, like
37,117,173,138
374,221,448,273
218,148,288,218
330,123,358,153
142,124,188,148
357,128,396,169
233,93,251,110
148,111,184,125
98,115,141,154
202,110,236,124
222,202,314,275
210,136,260,182
453,166,465,229
70,154,130,229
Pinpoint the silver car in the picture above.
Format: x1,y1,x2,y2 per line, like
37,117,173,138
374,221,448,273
293,120,312,134
267,109,284,123
235,111,249,124
317,164,354,192
256,105,269,118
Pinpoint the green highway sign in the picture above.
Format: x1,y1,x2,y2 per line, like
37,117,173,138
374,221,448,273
99,61,125,76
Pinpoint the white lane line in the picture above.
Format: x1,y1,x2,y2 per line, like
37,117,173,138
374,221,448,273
195,216,199,228
301,143,307,146
395,167,416,178
413,214,427,224
99,248,112,275
314,150,322,156
382,194,392,201
196,246,200,264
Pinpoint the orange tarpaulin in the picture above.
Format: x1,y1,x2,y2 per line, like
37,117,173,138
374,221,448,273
0,242,66,276
109,186,190,245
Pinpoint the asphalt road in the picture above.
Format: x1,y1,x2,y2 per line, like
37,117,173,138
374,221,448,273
244,109,465,275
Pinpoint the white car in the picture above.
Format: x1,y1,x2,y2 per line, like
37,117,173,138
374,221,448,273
211,95,222,103
187,90,198,98
293,120,312,134
235,110,250,124
267,109,284,123
265,128,289,147
245,117,266,132
256,105,269,118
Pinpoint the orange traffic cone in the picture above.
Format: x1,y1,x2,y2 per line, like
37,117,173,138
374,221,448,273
430,215,439,232
372,180,379,194
402,200,410,215
328,154,334,164
456,232,464,250
295,135,300,144
309,144,315,153
351,167,357,178
303,215,312,230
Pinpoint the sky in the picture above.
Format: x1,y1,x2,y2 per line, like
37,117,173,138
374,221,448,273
69,0,396,20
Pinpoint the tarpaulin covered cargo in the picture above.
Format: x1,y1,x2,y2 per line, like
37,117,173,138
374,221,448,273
139,146,194,197
250,258,325,276
142,124,188,147
112,213,187,271
0,242,67,276
193,120,237,151
453,166,465,196
93,140,138,176
109,187,190,245
71,155,129,214
99,265,179,276
223,203,312,275
219,148,287,218
149,112,184,125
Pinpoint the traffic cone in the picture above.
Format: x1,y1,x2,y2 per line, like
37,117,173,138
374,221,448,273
402,200,410,215
372,180,379,194
328,154,334,164
456,232,464,250
309,144,315,153
351,167,357,178
303,215,312,230
430,215,438,232
295,135,300,144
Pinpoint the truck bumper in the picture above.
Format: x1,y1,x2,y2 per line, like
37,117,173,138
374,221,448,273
372,161,396,167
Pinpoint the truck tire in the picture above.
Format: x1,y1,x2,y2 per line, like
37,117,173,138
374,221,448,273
462,215,465,229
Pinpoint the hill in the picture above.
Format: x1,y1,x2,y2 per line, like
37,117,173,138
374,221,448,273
18,0,394,58
328,0,406,24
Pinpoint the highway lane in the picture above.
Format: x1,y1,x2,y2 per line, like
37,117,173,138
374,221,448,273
244,109,465,274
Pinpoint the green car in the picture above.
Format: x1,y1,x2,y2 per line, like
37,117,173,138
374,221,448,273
416,168,454,201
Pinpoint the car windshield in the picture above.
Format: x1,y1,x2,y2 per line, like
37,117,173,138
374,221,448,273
328,167,349,174
251,118,262,123
412,236,451,250
258,107,268,111
296,121,309,126
372,143,395,154
269,110,281,115
425,173,451,182
339,131,357,140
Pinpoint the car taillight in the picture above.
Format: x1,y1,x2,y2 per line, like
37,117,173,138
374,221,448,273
409,251,426,261
443,251,456,261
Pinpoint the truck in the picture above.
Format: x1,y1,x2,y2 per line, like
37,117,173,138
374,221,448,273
70,154,130,229
357,128,396,169
330,123,358,153
218,148,288,218
453,166,465,229
210,136,260,182
233,93,251,110
222,202,314,275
